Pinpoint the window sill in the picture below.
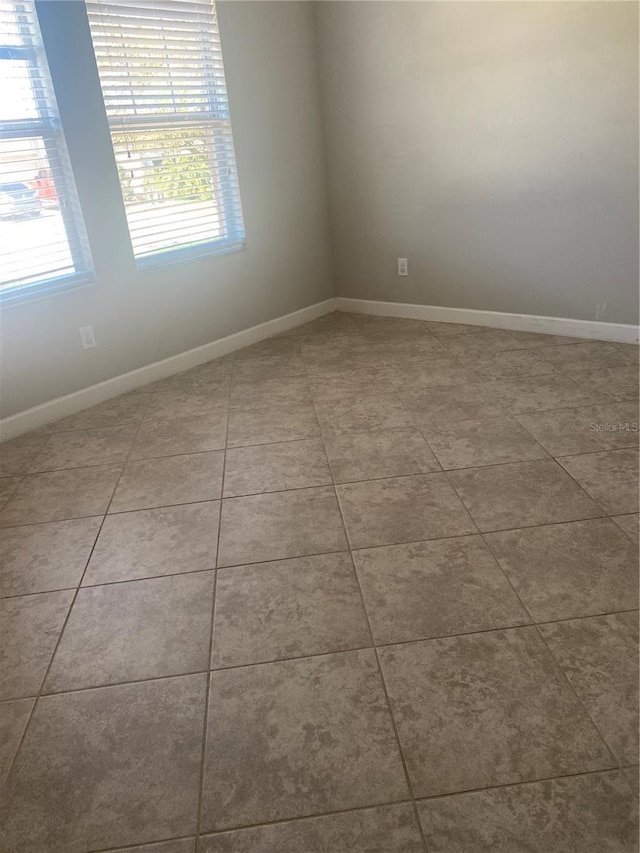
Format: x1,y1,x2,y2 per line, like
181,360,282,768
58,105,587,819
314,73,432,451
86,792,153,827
135,238,246,274
0,272,95,306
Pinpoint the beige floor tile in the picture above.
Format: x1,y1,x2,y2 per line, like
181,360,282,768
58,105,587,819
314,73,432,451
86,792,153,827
0,590,73,700
233,333,300,360
537,341,629,372
500,330,584,347
324,427,439,482
485,373,597,414
354,536,529,644
401,384,505,427
448,459,604,532
45,572,214,692
385,360,474,390
0,434,48,476
299,336,359,357
0,476,21,510
0,674,206,852
0,698,33,780
230,376,311,410
351,316,431,338
315,393,413,435
465,349,557,377
615,399,640,423
0,316,637,847
212,553,371,668
557,448,639,514
300,342,380,371
443,330,522,359
424,416,548,469
516,404,639,456
540,612,638,764
0,517,101,596
149,360,231,394
612,512,639,543
370,336,450,363
84,502,219,585
604,342,639,366
50,391,153,432
200,803,423,852
201,650,408,831
108,842,195,853
485,519,638,621
337,473,475,549
144,388,229,421
218,486,348,567
307,367,396,401
231,354,306,382
224,439,331,497
129,412,227,460
297,313,357,338
417,771,637,853
620,765,639,798
227,402,320,447
378,627,613,798
423,321,490,338
0,465,121,527
29,425,137,472
570,365,640,402
110,452,224,512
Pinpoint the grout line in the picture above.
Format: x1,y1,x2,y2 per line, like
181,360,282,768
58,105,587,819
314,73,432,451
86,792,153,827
419,437,621,769
194,357,233,847
0,564,217,599
194,573,216,846
0,497,221,530
4,440,627,533
412,764,634,804
1,390,157,784
84,763,640,852
2,321,638,847
3,400,636,481
302,355,430,852
532,616,622,768
480,534,623,770
3,605,639,703
1,511,635,597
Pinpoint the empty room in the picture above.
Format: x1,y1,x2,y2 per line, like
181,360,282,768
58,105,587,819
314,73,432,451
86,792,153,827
0,0,638,850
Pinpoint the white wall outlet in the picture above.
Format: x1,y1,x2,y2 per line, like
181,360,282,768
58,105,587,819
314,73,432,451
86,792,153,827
79,325,96,350
397,257,408,276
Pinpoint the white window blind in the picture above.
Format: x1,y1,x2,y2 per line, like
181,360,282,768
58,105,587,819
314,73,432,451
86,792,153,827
0,0,92,298
86,0,245,267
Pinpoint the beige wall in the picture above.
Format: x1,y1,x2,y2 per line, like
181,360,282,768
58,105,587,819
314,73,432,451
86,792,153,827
314,1,639,324
0,1,333,418
2,2,638,420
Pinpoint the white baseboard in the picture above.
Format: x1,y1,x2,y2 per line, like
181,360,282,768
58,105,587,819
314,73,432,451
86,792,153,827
3,294,637,442
336,298,639,345
0,298,336,441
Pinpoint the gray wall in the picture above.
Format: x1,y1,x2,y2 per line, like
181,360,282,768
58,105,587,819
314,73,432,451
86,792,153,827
314,1,639,324
3,1,638,420
0,1,333,418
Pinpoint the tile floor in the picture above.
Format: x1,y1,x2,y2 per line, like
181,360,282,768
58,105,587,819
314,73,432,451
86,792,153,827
0,312,638,852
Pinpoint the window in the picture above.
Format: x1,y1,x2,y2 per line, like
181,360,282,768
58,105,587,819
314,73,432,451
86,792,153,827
86,0,245,267
0,0,92,298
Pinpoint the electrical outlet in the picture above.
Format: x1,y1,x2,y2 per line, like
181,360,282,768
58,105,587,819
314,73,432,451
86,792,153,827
397,257,408,276
79,325,96,350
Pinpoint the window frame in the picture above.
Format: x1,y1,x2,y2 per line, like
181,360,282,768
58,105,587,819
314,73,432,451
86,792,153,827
0,1,93,303
86,0,245,270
